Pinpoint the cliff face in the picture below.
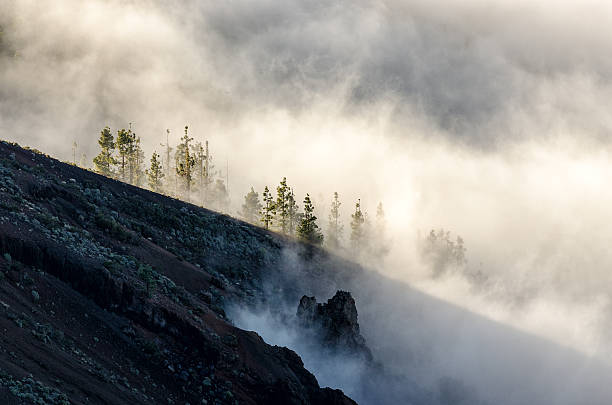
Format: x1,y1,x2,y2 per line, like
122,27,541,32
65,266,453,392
0,140,356,405
297,291,373,362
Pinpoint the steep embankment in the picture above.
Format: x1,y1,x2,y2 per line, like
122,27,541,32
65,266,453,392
0,140,356,405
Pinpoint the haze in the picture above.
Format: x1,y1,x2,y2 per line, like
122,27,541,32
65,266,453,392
2,1,612,403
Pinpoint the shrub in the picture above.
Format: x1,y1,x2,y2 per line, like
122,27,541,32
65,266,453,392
137,264,156,297
94,212,137,244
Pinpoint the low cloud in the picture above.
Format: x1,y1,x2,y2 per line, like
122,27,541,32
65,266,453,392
2,1,612,403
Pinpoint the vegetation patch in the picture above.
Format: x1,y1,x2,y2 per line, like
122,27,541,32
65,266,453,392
94,211,138,243
0,371,70,405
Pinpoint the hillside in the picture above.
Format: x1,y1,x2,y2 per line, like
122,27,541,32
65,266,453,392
3,140,612,405
0,140,358,405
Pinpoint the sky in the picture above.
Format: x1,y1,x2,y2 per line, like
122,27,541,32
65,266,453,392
2,0,612,398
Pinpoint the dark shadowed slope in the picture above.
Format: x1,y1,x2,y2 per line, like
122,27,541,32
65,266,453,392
1,139,611,405
0,140,356,405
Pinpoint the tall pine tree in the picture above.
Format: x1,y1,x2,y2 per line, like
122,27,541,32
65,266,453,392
93,126,116,177
202,140,215,206
192,141,205,200
176,126,196,200
161,129,174,193
79,152,88,169
297,194,323,245
276,177,290,234
350,199,365,251
146,151,164,193
132,136,145,186
327,192,343,249
261,186,275,230
372,201,390,258
287,188,300,236
211,179,230,212
116,128,135,182
240,187,262,224
72,141,77,165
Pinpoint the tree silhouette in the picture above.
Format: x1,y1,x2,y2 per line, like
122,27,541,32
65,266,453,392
287,188,300,236
176,126,196,200
146,151,165,193
350,199,365,251
117,128,135,182
240,187,262,224
276,177,290,234
132,136,145,186
93,126,117,177
261,186,275,230
297,194,323,245
327,192,343,249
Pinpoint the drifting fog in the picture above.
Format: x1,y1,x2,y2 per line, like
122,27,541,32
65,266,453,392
3,0,612,403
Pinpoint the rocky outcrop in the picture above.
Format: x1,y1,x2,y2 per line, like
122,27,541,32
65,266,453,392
297,290,373,362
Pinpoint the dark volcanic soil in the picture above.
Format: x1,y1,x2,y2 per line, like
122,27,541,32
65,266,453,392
0,140,357,405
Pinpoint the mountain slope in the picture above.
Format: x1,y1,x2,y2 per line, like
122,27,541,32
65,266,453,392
0,140,356,405
4,140,610,405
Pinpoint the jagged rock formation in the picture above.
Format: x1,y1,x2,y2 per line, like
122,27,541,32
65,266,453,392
0,140,357,405
297,291,373,362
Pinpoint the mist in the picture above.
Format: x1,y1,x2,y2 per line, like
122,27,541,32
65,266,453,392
2,0,612,403
228,246,612,404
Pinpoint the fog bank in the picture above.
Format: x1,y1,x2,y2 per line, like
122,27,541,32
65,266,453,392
2,0,612,403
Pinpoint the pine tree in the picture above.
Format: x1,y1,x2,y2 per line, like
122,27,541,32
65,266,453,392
79,152,88,169
240,187,262,224
117,128,135,182
176,126,196,200
93,126,117,177
287,188,300,236
132,136,145,187
192,141,205,199
350,199,365,251
146,151,165,193
423,229,467,276
211,179,230,212
202,140,215,206
374,202,388,252
362,209,372,252
261,186,275,230
276,177,290,234
161,129,173,192
297,194,323,245
455,236,467,265
163,129,172,176
327,192,343,249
